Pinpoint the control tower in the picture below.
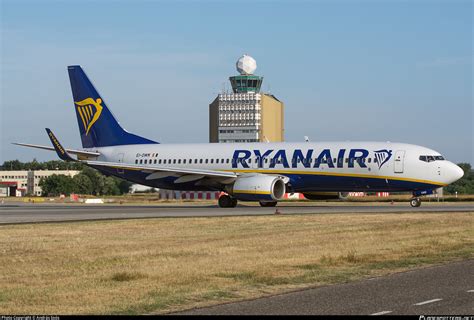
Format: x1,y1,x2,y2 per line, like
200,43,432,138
209,55,284,143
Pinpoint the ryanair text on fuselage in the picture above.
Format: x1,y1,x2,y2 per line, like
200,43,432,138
232,149,392,169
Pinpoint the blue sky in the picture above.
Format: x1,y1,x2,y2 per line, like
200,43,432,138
1,0,472,164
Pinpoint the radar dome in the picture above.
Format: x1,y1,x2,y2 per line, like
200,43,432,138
236,54,257,75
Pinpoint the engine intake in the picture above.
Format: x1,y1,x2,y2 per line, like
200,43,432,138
226,174,286,201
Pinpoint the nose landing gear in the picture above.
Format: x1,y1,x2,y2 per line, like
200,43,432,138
410,197,421,207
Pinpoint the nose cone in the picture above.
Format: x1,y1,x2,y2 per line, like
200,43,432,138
447,162,464,184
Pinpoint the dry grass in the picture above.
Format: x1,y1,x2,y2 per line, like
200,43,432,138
0,212,472,314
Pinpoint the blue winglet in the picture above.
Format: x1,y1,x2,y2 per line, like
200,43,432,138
45,128,75,161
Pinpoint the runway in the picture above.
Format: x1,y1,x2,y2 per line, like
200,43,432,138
177,260,474,315
0,202,472,224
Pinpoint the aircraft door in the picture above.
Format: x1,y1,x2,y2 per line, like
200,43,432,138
394,150,405,174
117,153,125,174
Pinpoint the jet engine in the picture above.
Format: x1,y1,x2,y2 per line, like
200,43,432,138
303,192,349,201
225,174,286,201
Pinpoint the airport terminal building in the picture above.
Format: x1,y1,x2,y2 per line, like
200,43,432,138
209,55,284,143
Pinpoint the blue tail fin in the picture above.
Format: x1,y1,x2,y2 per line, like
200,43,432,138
68,65,158,148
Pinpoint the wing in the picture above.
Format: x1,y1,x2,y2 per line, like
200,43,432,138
12,142,100,158
84,160,238,184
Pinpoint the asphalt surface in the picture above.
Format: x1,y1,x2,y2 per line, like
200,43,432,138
0,202,472,224
177,260,474,315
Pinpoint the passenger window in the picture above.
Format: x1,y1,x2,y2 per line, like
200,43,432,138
173,159,176,164
205,159,209,164
226,159,230,164
144,159,148,164
210,159,214,164
368,158,371,163
194,159,198,164
135,159,138,164
345,158,349,163
158,159,162,164
183,159,186,164
200,159,203,164
154,159,157,164
178,159,181,164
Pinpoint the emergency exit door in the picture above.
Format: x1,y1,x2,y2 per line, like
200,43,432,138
394,150,405,173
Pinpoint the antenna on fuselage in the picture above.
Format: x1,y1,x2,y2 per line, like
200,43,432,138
304,136,310,142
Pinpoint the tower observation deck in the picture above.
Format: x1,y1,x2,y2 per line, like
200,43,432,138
209,55,284,143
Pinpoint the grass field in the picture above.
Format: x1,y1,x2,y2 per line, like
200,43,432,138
0,212,473,314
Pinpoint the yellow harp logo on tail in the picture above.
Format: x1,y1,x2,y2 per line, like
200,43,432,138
75,98,103,135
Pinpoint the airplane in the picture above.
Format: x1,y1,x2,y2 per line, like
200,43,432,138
14,65,464,208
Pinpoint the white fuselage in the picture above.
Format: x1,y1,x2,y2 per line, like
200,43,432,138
86,141,463,193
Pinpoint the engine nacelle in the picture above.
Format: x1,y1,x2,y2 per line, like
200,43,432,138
226,174,286,201
303,192,349,201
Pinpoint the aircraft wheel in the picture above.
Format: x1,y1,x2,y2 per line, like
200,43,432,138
410,198,421,207
259,201,278,207
218,194,237,208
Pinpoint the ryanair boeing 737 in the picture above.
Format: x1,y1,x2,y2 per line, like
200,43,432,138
15,66,464,208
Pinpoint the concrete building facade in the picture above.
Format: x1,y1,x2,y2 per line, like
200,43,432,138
209,55,284,143
0,170,79,196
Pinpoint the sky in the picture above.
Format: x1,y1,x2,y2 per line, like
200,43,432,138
1,0,472,164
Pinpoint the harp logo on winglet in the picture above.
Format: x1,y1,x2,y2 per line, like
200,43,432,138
75,98,103,135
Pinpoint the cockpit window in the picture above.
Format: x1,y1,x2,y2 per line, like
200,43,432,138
419,155,445,162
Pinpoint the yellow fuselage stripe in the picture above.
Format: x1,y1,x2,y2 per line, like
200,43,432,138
225,169,446,187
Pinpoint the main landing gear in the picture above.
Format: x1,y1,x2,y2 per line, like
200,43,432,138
218,194,238,208
410,197,422,208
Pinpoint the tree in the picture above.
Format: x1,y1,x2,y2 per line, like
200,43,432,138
445,163,474,195
72,173,93,194
39,174,76,196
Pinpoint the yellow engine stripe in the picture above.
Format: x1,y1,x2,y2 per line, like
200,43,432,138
233,190,272,195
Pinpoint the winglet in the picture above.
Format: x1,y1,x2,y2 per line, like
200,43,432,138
45,128,76,161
